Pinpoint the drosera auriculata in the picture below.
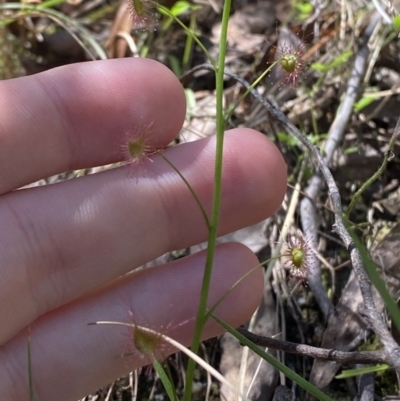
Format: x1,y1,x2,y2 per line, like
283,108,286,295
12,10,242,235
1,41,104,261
275,29,306,87
119,121,164,174
282,229,314,287
126,0,159,31
119,310,185,365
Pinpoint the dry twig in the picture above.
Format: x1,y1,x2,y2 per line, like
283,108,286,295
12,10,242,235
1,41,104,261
238,326,387,365
300,12,381,319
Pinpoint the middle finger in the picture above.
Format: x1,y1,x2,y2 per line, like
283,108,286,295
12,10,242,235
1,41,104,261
0,129,286,344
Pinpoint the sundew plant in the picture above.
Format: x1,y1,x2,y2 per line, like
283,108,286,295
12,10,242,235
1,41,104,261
2,0,400,399
95,0,335,400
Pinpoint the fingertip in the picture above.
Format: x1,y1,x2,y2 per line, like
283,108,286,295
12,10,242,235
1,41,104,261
36,57,187,165
219,128,287,225
0,242,262,401
0,58,187,192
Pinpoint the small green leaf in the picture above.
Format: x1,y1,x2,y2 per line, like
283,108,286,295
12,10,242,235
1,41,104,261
311,51,353,73
170,0,191,16
277,131,299,147
392,15,400,31
336,364,389,379
153,358,178,401
185,88,196,110
344,146,359,155
295,1,313,14
307,133,328,145
132,0,144,14
168,55,181,76
294,1,313,20
334,51,353,64
354,96,376,112
311,62,328,72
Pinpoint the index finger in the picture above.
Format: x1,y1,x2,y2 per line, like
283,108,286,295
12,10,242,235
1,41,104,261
0,58,186,194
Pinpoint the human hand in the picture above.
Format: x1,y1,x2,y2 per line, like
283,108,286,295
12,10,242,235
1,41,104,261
0,58,287,401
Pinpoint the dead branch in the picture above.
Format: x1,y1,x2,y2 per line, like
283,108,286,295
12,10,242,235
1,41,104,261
238,327,387,365
300,12,381,319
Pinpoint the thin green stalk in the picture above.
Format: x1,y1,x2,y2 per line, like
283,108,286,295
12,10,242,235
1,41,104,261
182,8,196,71
183,1,231,399
37,0,67,9
160,154,210,229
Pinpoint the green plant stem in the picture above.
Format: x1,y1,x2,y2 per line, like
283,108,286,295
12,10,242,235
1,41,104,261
160,154,210,229
37,0,67,9
153,358,178,401
211,313,335,401
346,127,399,218
183,1,231,400
182,8,196,71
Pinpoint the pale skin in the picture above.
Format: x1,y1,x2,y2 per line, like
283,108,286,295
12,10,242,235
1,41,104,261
0,58,287,401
